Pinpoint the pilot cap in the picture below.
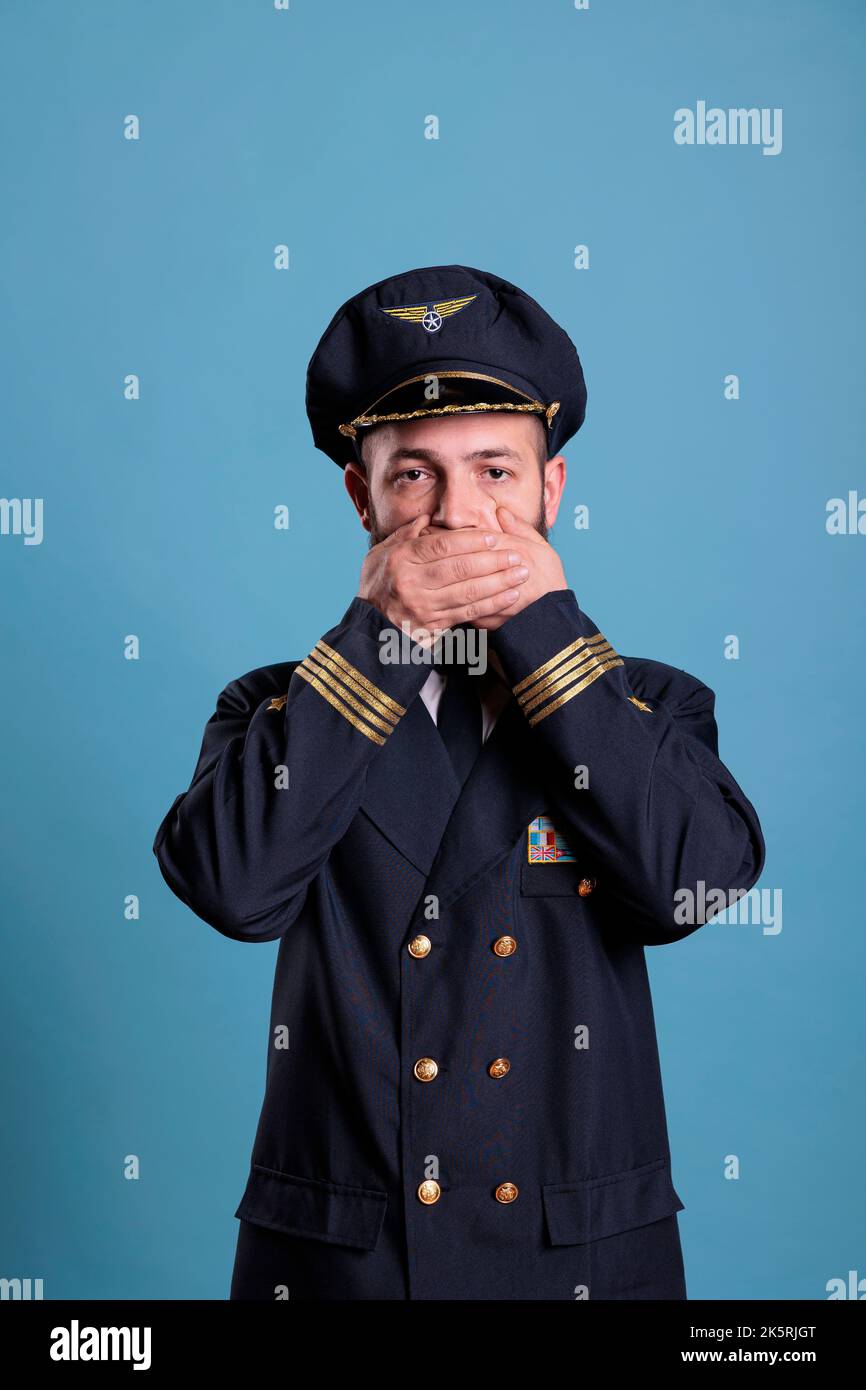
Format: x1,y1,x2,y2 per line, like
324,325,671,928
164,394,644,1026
305,264,587,468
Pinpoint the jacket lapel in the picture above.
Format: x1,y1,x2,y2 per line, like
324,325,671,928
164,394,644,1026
423,693,548,910
359,685,548,905
358,686,462,876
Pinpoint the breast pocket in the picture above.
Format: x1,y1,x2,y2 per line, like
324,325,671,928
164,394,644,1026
522,813,598,899
521,859,588,896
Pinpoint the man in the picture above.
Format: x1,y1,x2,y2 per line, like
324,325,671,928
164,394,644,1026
152,265,765,1301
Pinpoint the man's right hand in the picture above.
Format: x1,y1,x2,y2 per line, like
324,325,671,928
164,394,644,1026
358,515,530,642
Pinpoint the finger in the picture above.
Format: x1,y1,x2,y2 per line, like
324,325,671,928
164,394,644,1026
423,550,529,592
381,513,431,547
427,573,526,623
411,527,501,564
495,505,541,538
431,586,525,628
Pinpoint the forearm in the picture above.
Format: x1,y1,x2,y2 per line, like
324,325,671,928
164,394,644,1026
492,589,765,942
153,597,428,942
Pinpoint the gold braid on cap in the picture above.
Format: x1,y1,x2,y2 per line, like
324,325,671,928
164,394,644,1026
338,400,560,438
336,370,560,439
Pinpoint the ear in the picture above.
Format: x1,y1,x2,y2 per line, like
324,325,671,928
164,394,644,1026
343,459,371,531
542,454,567,528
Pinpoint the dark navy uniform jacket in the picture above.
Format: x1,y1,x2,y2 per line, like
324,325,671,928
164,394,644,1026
152,587,765,1301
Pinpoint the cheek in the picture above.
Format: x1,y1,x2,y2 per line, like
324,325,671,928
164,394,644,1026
488,474,541,523
373,492,416,525
381,483,440,529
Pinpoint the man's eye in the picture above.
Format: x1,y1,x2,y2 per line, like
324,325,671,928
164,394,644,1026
393,469,428,483
485,468,509,480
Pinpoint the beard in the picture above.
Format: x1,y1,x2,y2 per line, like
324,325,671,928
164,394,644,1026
366,488,550,549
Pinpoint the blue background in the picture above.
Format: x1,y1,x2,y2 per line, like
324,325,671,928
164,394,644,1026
1,0,863,1299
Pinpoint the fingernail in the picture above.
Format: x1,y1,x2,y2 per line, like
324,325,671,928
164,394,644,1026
507,552,521,565
484,534,497,547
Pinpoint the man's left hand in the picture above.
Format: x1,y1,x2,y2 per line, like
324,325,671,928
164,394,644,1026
473,505,569,631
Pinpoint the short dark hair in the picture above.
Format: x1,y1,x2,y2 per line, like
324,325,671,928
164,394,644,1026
359,412,548,474
530,413,549,470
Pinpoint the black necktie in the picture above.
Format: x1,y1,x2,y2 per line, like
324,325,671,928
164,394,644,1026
436,663,484,789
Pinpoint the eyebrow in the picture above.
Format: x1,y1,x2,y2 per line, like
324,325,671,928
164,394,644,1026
385,445,525,464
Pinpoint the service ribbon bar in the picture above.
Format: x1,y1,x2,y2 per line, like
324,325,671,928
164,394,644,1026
513,631,624,727
293,638,407,746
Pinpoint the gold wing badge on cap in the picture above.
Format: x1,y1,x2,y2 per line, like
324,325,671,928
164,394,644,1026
381,295,476,333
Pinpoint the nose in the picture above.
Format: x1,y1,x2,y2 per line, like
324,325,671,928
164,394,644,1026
428,476,497,531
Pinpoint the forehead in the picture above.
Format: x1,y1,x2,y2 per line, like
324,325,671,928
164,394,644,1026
364,411,543,463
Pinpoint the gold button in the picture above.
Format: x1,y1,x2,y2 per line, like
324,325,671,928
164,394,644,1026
494,1182,519,1203
488,1058,511,1079
408,934,431,958
413,1057,439,1083
578,877,596,897
417,1179,441,1205
493,935,517,957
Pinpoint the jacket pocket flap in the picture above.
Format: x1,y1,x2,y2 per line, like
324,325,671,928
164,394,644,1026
234,1163,388,1251
542,1156,684,1246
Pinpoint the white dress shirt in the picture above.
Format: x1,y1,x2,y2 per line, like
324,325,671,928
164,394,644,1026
419,650,513,743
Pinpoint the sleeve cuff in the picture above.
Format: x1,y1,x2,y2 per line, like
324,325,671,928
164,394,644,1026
288,596,433,746
492,589,626,727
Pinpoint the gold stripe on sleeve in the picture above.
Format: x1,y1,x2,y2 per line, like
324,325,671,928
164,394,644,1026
518,642,616,715
527,657,625,726
512,631,612,697
298,655,397,737
293,664,387,745
309,646,401,727
313,640,407,718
